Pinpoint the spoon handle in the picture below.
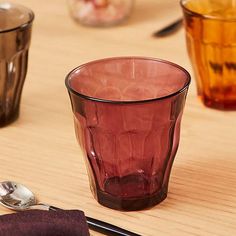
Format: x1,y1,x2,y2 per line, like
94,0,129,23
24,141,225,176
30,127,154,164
152,18,182,37
49,205,141,236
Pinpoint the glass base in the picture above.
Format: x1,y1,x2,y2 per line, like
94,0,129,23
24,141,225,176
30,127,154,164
201,96,236,110
95,186,167,211
0,110,19,127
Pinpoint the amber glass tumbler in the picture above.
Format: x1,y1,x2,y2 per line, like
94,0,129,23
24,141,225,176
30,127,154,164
0,2,34,127
66,57,190,211
181,0,236,110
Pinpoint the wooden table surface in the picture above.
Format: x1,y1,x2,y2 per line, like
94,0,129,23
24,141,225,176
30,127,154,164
1,0,236,235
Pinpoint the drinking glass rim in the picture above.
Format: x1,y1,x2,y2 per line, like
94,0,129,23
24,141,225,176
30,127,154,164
180,0,236,22
65,56,191,104
0,2,34,34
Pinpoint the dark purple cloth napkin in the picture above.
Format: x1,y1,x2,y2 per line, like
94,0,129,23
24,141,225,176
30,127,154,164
0,210,89,236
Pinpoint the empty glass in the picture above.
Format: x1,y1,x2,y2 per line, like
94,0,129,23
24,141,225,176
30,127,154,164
0,2,34,127
66,57,190,211
181,0,236,110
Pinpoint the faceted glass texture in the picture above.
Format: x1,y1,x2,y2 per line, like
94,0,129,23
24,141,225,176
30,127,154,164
66,57,190,211
0,2,34,126
181,0,236,110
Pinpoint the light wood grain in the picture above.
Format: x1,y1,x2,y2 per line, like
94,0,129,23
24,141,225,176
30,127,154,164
0,0,236,235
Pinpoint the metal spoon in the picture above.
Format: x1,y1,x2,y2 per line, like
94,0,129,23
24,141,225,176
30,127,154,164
152,18,182,37
0,181,140,236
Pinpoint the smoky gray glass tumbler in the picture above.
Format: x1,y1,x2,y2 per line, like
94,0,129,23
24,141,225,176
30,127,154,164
0,2,34,127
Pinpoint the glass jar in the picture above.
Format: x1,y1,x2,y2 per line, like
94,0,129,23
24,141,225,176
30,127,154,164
67,0,134,27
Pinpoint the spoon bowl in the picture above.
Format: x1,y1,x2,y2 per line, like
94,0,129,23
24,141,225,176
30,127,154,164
0,181,37,210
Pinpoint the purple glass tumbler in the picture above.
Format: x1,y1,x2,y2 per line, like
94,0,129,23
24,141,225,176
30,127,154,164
65,57,190,211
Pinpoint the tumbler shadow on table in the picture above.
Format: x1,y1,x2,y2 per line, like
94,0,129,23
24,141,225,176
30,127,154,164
66,57,191,211
181,0,236,110
0,2,34,127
